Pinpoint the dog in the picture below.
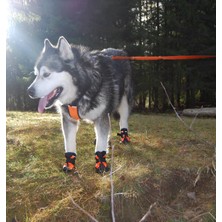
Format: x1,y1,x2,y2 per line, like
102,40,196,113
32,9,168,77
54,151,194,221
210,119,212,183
27,36,133,173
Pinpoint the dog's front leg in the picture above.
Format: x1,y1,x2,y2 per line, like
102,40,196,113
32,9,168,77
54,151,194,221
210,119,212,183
61,114,79,171
94,115,110,173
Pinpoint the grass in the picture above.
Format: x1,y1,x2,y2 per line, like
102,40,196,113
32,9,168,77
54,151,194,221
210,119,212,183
6,111,216,222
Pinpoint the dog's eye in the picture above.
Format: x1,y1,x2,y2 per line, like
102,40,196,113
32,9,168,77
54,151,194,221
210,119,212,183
43,72,51,78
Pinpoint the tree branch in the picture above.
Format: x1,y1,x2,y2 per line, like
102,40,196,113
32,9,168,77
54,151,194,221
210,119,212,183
110,145,116,222
160,81,215,149
138,202,157,222
69,195,99,222
189,105,203,129
108,113,116,222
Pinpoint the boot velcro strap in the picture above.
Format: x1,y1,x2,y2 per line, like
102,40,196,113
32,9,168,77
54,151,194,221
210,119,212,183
95,154,107,162
117,128,130,143
95,161,108,169
95,151,108,169
63,162,75,170
117,128,128,137
65,152,76,163
121,136,130,142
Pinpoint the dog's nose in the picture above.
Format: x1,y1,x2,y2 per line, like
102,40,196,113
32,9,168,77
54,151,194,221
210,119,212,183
27,87,35,98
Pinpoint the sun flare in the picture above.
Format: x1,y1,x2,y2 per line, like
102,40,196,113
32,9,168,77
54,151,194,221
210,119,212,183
0,1,9,220
1,0,9,33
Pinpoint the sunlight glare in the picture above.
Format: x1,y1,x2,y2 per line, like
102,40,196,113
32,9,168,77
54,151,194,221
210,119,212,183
1,0,9,34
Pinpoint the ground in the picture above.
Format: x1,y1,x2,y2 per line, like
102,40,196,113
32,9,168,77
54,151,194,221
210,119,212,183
6,111,216,222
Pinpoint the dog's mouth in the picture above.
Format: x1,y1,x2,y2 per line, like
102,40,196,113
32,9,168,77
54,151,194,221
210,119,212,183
38,87,63,113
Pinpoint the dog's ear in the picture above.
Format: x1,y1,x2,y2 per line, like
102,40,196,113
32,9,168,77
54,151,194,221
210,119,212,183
43,39,53,52
57,36,74,61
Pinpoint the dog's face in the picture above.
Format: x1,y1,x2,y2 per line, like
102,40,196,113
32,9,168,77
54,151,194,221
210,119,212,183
27,37,78,113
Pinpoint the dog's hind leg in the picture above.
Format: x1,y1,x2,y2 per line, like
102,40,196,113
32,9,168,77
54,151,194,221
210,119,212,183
94,115,110,173
118,95,129,129
61,114,79,171
117,95,130,143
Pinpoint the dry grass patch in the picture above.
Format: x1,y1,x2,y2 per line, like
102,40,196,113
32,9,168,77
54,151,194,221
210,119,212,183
7,112,215,222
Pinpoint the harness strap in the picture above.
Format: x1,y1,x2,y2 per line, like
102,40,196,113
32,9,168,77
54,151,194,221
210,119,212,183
67,105,80,120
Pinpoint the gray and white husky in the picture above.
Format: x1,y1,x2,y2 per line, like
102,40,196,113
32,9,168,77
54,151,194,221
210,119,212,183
27,36,133,173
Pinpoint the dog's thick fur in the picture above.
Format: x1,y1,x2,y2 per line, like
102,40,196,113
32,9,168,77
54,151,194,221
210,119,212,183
27,36,132,170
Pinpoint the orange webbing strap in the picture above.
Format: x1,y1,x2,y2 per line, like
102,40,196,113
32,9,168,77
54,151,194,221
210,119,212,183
112,55,216,61
95,161,108,169
68,105,80,120
63,162,75,170
121,136,130,142
95,155,108,169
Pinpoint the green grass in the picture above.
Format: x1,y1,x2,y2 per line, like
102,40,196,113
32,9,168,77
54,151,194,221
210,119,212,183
6,111,216,222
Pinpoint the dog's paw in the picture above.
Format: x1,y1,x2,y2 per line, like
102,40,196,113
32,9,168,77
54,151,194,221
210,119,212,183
119,137,130,144
95,163,110,174
63,162,75,172
63,152,76,172
117,128,130,144
95,151,110,174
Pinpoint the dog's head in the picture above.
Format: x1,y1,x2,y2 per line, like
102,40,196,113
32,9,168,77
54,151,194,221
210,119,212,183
27,36,78,113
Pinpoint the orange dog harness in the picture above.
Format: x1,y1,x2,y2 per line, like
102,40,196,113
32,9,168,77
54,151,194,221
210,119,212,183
67,105,81,121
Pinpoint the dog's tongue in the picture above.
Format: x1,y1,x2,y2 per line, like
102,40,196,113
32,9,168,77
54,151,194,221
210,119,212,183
38,96,48,113
38,90,56,113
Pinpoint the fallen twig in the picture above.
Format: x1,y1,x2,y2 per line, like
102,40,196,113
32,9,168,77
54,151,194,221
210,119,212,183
211,157,216,177
160,82,188,128
110,145,116,222
189,105,203,129
194,167,202,187
190,211,216,221
138,202,157,222
69,195,99,222
108,113,116,222
104,164,125,177
160,81,215,149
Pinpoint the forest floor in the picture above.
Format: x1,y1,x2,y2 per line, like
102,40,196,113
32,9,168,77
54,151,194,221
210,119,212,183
6,111,216,222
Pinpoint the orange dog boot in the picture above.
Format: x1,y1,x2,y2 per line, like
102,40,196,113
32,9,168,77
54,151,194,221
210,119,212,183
63,152,76,172
117,128,130,144
95,151,109,174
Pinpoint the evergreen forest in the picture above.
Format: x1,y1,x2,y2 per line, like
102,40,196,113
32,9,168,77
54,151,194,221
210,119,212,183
6,0,216,111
